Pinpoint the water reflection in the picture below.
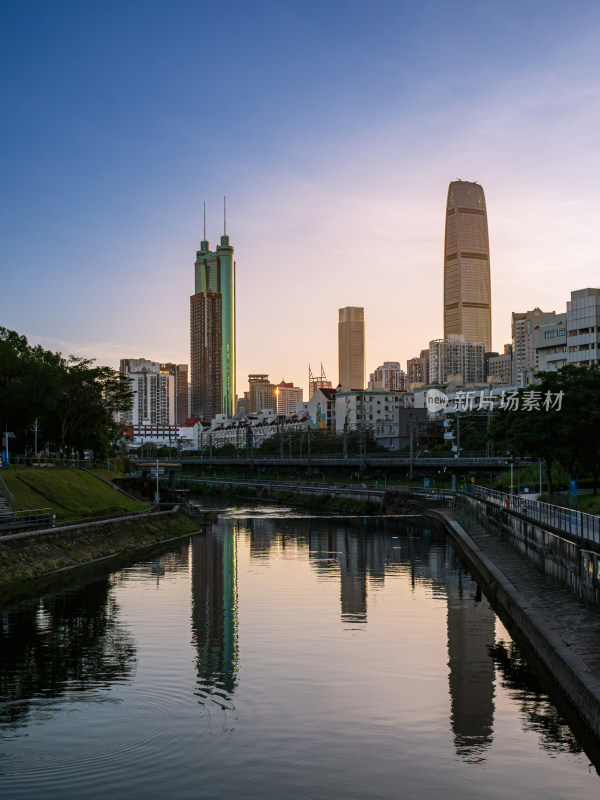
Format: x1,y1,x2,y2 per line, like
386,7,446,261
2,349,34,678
246,519,495,763
0,514,595,793
491,639,585,757
0,578,136,730
190,526,239,707
445,555,495,763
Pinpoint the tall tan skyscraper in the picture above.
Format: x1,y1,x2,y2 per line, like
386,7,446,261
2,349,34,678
338,307,365,390
444,181,492,351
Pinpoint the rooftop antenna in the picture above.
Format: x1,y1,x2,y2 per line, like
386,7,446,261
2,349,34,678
224,195,227,235
203,201,206,240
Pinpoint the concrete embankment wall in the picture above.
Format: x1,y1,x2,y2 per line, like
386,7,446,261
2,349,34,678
457,495,600,608
0,508,203,600
426,507,600,740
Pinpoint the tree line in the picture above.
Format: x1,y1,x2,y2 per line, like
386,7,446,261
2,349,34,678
446,366,600,494
0,327,132,460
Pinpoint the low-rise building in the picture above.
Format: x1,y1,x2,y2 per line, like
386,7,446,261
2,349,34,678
307,388,336,429
486,344,513,385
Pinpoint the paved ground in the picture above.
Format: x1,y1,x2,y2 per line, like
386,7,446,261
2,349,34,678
448,505,600,680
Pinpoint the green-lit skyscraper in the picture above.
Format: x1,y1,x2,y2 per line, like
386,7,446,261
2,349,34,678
194,225,236,418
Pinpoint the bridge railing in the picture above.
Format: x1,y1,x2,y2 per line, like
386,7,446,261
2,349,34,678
468,485,600,546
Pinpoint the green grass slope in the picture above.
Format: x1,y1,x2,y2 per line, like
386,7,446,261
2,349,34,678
2,468,149,520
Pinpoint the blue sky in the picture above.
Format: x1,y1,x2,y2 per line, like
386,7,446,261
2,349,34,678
3,1,600,393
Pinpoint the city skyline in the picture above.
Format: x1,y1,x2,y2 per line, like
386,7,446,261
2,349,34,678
3,2,600,395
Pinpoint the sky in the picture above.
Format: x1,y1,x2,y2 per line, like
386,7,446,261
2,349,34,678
2,0,600,396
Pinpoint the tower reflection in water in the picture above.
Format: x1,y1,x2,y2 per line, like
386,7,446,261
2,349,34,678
199,517,502,763
445,556,495,762
190,523,239,708
309,519,496,762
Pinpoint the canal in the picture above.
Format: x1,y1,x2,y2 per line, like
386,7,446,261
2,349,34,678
1,507,599,799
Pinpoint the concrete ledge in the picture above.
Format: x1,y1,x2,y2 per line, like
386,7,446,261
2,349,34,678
425,506,600,739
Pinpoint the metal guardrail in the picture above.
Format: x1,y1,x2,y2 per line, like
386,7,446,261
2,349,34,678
186,476,386,498
15,508,53,526
467,485,600,546
162,455,531,469
0,475,16,511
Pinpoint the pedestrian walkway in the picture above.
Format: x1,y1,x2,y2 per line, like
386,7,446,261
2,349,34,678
459,509,600,678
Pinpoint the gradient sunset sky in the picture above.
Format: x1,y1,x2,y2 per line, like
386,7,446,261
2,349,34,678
2,1,600,394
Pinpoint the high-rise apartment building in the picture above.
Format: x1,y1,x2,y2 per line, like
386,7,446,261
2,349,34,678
119,364,175,426
444,181,492,351
160,363,189,425
194,230,235,417
338,307,365,390
248,374,271,413
368,362,408,392
407,350,430,386
511,308,556,386
276,382,303,416
190,291,222,421
429,334,485,385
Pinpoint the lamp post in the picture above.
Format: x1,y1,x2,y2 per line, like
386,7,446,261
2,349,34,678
155,458,160,505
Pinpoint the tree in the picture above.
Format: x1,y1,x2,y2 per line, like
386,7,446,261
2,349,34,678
0,328,132,459
489,366,600,494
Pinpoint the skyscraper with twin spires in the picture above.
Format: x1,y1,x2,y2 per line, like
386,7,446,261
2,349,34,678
191,215,236,419
443,180,492,352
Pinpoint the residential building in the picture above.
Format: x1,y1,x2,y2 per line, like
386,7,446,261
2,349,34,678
194,229,236,417
307,388,336,429
368,362,408,392
120,358,160,375
334,389,412,434
248,374,271,413
443,180,492,351
486,344,513,385
512,308,557,386
373,406,428,451
429,334,485,385
407,350,429,386
190,290,222,421
120,369,175,426
160,363,189,425
255,383,277,414
276,382,303,416
338,307,365,390
123,423,197,449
